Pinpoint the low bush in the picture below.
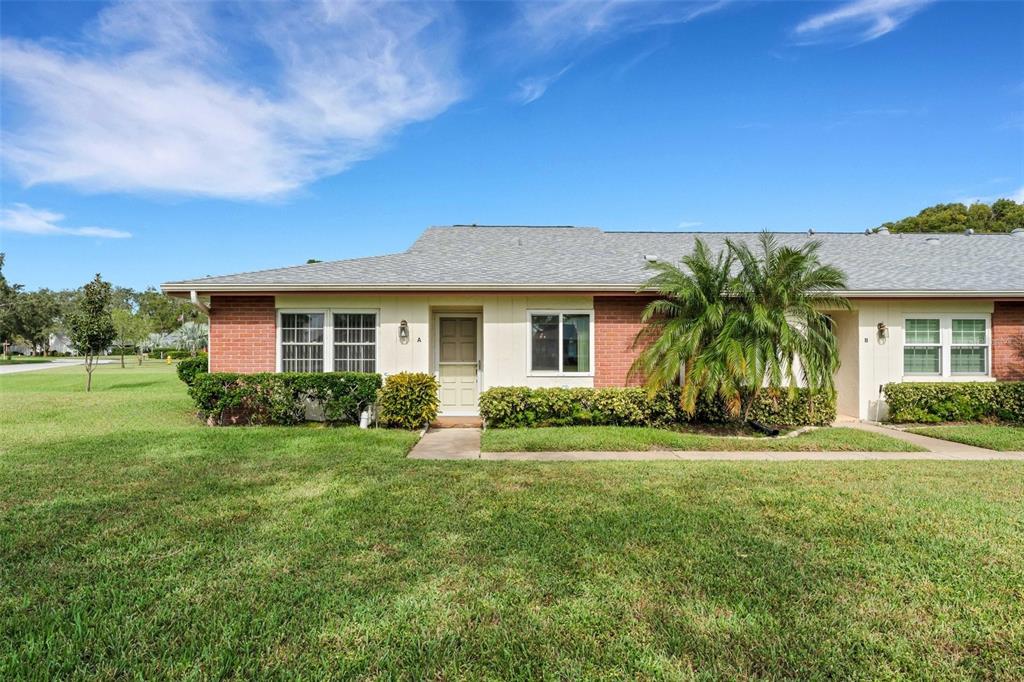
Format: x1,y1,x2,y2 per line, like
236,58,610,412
377,373,440,429
478,386,835,428
189,372,382,425
884,382,1024,423
176,352,208,386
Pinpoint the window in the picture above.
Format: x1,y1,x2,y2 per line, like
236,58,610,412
902,316,989,377
333,313,377,372
278,309,377,373
951,319,987,374
280,313,324,372
529,311,592,374
904,319,940,375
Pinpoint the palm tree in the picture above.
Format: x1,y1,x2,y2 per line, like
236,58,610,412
628,238,735,414
632,232,849,421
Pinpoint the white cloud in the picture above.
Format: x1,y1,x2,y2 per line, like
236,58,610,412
517,1,730,51
509,1,729,102
1011,186,1024,203
0,204,131,238
0,1,462,199
514,65,572,104
678,220,703,229
794,0,932,44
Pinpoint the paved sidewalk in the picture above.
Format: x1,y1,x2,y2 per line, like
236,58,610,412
0,359,113,375
409,428,483,459
835,419,998,455
407,426,1024,461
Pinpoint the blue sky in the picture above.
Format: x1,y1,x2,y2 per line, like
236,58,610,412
1,0,1022,290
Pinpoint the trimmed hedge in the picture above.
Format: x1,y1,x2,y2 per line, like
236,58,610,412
884,382,1024,423
176,352,208,386
478,386,835,428
189,372,382,425
377,373,440,429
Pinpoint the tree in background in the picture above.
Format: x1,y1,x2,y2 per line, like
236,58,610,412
633,233,848,421
0,254,23,359
13,289,62,355
67,275,117,391
877,198,1024,234
111,308,152,368
137,288,205,335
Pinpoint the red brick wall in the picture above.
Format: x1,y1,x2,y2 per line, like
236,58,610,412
208,296,276,373
992,301,1024,380
594,296,657,387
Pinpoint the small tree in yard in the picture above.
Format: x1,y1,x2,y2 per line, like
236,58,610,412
67,275,116,391
111,309,152,368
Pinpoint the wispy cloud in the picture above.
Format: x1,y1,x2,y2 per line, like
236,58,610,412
0,1,462,200
678,220,703,229
509,1,730,101
794,0,933,45
1011,187,1024,203
517,0,731,51
514,65,573,104
0,204,131,238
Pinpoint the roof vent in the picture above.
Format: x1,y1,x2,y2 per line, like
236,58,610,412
925,237,940,245
964,228,974,235
1012,228,1024,237
807,228,815,235
644,254,659,262
876,227,890,235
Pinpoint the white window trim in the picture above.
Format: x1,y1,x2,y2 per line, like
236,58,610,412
276,308,380,373
526,309,595,377
901,314,990,379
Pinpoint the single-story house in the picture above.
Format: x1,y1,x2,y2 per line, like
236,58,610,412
162,225,1024,420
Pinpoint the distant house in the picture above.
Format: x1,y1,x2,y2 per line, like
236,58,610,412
162,226,1024,420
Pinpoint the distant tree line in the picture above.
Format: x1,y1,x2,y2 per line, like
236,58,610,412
876,198,1024,234
0,253,207,370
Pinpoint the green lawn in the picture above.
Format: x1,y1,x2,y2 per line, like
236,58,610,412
0,355,53,365
482,425,922,452
908,425,1024,452
2,363,1023,679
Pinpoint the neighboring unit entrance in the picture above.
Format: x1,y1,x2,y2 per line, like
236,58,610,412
437,316,479,415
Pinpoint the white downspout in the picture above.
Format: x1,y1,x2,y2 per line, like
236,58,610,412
190,290,210,315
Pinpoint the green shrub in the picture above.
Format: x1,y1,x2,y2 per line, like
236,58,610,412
176,352,208,386
189,372,382,425
884,382,1024,423
377,373,440,429
478,386,834,428
165,350,193,360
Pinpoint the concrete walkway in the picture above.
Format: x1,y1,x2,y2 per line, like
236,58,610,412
0,359,113,375
408,424,1024,461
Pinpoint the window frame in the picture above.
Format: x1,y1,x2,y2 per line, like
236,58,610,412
526,309,595,377
901,314,990,379
949,317,989,376
276,308,380,373
902,318,942,376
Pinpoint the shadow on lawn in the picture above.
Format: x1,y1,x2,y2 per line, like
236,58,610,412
2,429,1016,679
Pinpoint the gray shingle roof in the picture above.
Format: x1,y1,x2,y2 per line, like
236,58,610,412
163,225,1024,294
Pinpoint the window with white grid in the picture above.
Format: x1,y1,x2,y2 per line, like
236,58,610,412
280,313,324,372
902,315,990,377
903,319,940,375
951,319,987,374
333,313,377,373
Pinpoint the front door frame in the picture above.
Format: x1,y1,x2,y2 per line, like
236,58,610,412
432,312,482,416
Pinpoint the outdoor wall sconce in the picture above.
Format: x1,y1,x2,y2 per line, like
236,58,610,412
876,322,888,343
399,320,410,344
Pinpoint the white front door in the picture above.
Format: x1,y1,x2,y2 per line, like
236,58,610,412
438,317,479,415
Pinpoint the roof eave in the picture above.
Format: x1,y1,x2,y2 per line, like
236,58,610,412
161,282,1024,298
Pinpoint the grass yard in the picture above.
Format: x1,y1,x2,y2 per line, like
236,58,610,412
2,363,1023,679
0,356,53,365
908,424,1024,452
481,425,922,452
